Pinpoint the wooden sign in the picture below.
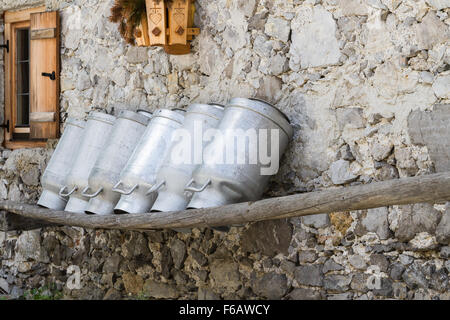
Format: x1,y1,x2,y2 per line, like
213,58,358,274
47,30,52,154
146,0,167,46
168,0,190,45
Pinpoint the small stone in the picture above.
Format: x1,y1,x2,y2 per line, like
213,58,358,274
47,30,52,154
241,219,293,256
415,11,449,50
15,230,43,262
436,205,450,245
429,268,448,292
409,232,438,250
103,288,121,300
198,287,220,300
395,203,442,242
348,254,367,270
260,53,289,76
350,273,369,292
327,292,353,300
103,254,121,273
323,275,352,292
280,260,296,275
76,70,91,91
249,11,269,30
425,0,450,10
290,6,341,69
256,76,282,103
432,74,450,99
111,67,128,87
289,288,321,300
209,260,240,291
122,273,144,295
160,246,173,279
143,280,179,299
440,246,450,258
126,46,149,64
419,71,434,84
302,214,330,229
253,273,288,300
359,207,391,240
390,263,406,281
402,263,428,289
323,259,344,273
294,265,323,287
298,250,318,264
328,159,358,185
264,16,290,42
0,278,9,294
337,108,365,129
399,254,414,266
190,248,208,267
373,278,393,297
392,282,408,299
170,239,187,269
371,140,394,161
369,254,389,272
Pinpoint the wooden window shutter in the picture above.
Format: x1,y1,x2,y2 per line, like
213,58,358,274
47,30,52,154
29,11,60,139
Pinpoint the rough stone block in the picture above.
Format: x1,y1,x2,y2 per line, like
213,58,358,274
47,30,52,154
407,104,450,172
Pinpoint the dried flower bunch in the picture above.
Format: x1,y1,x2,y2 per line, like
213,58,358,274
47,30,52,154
109,0,147,45
109,0,188,45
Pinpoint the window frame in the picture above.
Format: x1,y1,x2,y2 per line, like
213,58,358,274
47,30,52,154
4,6,48,149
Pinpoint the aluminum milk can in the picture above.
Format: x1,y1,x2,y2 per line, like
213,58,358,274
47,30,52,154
186,98,294,210
60,112,116,213
83,110,151,215
113,109,184,214
37,118,86,210
150,103,224,213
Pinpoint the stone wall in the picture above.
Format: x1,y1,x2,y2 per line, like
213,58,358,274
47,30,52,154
0,0,449,300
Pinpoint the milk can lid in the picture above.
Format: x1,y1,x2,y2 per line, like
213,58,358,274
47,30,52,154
65,117,86,129
227,97,294,139
117,110,151,126
87,111,116,125
153,108,185,125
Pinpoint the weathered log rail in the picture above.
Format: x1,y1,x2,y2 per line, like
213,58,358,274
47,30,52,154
0,172,449,231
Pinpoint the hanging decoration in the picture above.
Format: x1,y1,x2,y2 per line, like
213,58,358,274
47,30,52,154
109,0,200,55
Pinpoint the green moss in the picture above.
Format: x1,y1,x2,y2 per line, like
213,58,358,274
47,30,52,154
22,285,63,300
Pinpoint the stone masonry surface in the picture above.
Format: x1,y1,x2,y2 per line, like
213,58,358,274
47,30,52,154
0,0,449,300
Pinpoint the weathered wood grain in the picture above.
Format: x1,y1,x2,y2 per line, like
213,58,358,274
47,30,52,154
1,172,449,231
0,211,57,231
30,27,56,40
30,11,60,139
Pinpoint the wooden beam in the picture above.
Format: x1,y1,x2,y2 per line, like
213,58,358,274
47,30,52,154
0,172,449,231
4,6,46,23
0,210,56,231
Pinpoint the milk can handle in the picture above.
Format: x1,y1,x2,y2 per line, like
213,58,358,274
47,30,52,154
81,186,103,198
146,180,165,196
59,186,76,197
112,181,138,195
184,178,211,193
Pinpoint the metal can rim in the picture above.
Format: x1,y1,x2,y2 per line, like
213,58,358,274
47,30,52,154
117,110,151,126
153,109,185,125
186,103,225,121
65,117,86,129
87,111,116,125
136,109,153,119
227,98,294,139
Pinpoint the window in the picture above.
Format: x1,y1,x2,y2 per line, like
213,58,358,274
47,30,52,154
3,7,60,149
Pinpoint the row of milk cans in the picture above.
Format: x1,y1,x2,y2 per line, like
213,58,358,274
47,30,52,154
38,98,294,223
